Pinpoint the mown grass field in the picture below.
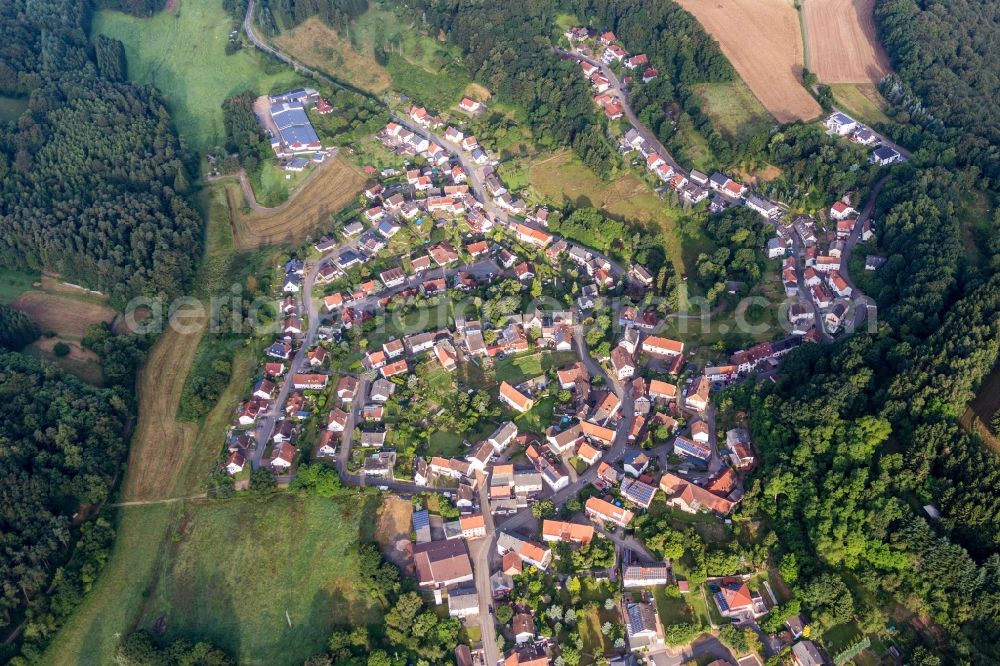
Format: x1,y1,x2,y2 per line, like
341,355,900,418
830,83,891,126
44,494,379,666
527,151,689,280
228,154,367,249
692,80,774,140
92,0,306,150
494,351,578,385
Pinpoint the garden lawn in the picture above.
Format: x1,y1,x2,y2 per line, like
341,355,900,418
494,351,577,385
92,0,306,150
0,268,38,304
515,395,556,434
653,586,697,625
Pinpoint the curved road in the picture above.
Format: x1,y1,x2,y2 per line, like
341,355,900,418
555,47,684,176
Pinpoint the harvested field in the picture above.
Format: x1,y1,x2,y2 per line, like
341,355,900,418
119,310,205,501
674,0,822,123
802,0,890,83
271,17,391,95
11,292,116,340
228,154,367,250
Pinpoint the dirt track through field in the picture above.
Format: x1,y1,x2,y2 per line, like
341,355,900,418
802,0,890,83
675,0,822,123
228,154,367,250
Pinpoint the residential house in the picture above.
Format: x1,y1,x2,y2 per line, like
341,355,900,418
541,520,595,545
685,376,710,412
624,599,665,651
293,374,327,390
412,539,474,591
586,497,635,528
870,145,901,166
660,473,734,515
326,407,349,432
363,451,396,478
369,378,395,403
497,531,552,571
610,346,637,380
270,440,296,470
642,336,684,358
792,641,827,666
336,376,358,402
829,200,856,220
225,451,245,476
447,587,480,619
648,379,677,403
499,381,535,413
824,111,858,136
623,450,650,477
459,514,487,539
623,562,670,588
621,477,657,509
673,435,711,464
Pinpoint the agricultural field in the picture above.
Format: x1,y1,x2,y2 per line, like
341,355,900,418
829,83,892,126
526,151,688,280
802,0,891,83
227,154,367,250
271,16,392,94
44,494,380,666
674,0,822,122
691,80,774,140
268,5,471,109
10,276,118,384
92,0,306,150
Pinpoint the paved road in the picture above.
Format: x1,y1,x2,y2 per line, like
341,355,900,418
649,635,737,666
555,48,684,176
838,176,888,333
469,478,501,665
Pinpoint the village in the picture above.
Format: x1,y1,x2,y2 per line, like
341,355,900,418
212,23,906,666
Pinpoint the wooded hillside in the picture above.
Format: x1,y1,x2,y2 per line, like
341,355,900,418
0,0,201,306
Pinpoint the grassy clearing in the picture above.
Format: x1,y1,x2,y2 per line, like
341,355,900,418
961,360,1000,453
527,151,688,278
386,54,470,111
134,494,381,665
0,95,28,122
25,340,105,386
92,0,306,150
955,189,994,270
45,494,379,666
692,81,774,140
0,268,39,304
228,154,367,250
830,83,891,126
578,605,618,659
249,160,313,208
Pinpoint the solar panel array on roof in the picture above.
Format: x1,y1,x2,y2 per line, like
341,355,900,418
270,102,320,151
412,509,430,530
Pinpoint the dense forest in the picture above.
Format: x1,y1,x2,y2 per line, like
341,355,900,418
0,0,201,307
0,0,187,660
0,353,130,658
733,0,1000,651
875,0,1000,183
257,0,367,33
